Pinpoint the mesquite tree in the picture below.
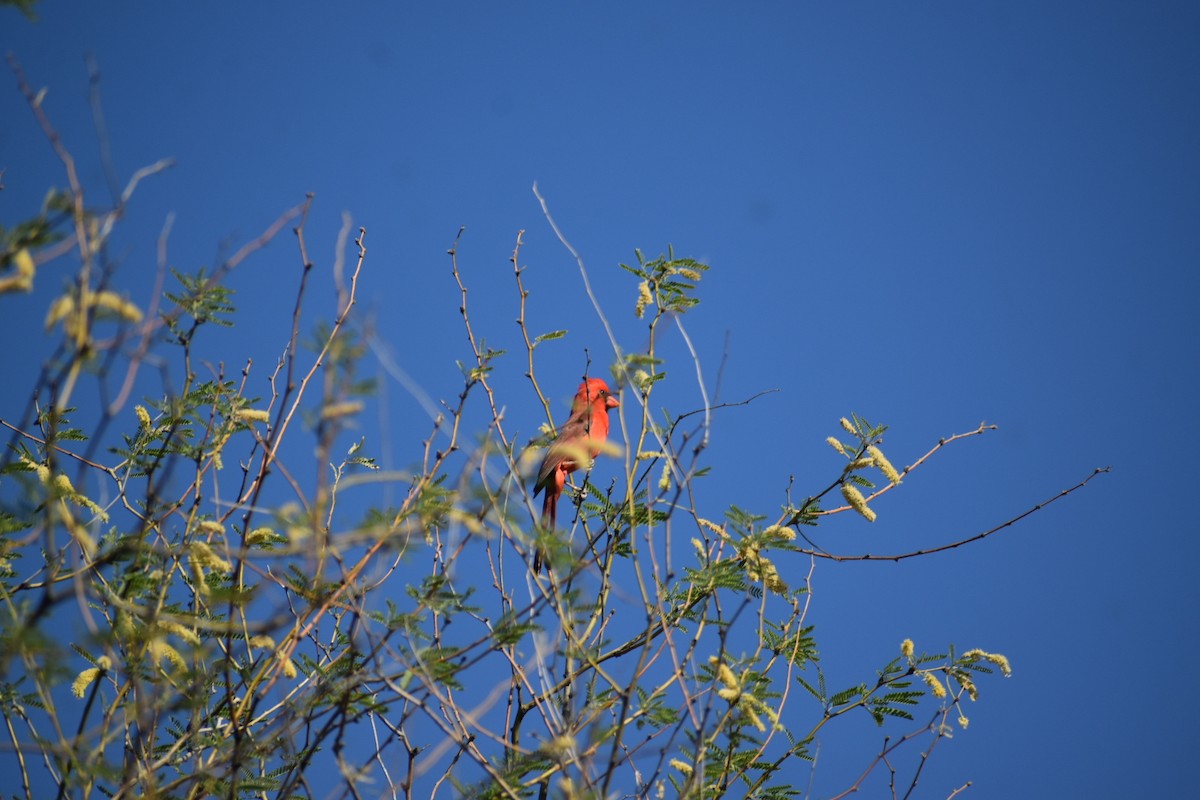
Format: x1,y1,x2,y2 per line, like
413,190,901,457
0,61,1102,800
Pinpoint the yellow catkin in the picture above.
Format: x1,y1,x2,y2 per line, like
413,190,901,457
148,640,186,671
635,280,653,318
762,524,795,541
71,668,101,698
987,652,1013,677
14,248,36,280
116,612,135,639
545,734,576,757
668,759,693,775
321,400,363,420
867,445,902,485
840,483,877,522
0,248,36,293
753,695,783,730
708,656,738,690
766,571,787,595
190,542,232,573
963,648,1012,677
92,290,143,322
245,527,276,545
45,295,75,329
749,555,788,595
234,408,271,423
53,473,76,496
157,620,201,646
280,654,298,679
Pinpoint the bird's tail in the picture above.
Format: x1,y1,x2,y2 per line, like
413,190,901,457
534,490,558,573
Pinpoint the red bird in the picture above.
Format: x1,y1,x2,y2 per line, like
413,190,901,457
532,378,620,572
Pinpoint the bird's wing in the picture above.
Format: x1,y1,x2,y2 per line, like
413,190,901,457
534,412,596,494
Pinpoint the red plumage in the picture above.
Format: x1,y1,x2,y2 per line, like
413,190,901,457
532,378,619,572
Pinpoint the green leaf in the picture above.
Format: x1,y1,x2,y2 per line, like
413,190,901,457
533,329,567,344
829,684,866,707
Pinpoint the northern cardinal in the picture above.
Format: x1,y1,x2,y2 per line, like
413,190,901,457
532,377,620,572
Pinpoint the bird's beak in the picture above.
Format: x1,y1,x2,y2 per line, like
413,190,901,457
606,395,620,409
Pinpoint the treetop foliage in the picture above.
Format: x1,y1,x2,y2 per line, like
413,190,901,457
0,58,1103,800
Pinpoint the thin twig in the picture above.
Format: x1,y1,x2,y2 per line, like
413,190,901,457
801,466,1111,562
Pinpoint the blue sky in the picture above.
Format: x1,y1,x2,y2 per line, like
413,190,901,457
3,2,1198,797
